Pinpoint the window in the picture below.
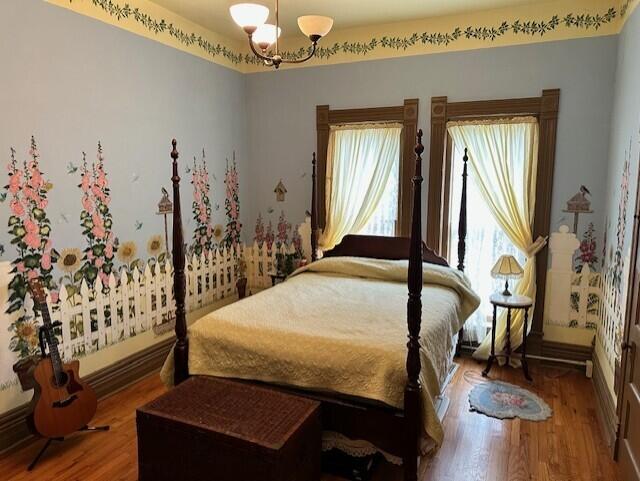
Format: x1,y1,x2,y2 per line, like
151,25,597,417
358,144,399,236
320,124,402,249
427,91,559,351
449,144,525,341
316,100,419,239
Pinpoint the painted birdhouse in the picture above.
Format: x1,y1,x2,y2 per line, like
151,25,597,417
157,188,173,214
274,179,287,202
565,191,591,213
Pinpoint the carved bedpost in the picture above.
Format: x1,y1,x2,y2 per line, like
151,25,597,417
403,130,424,481
171,139,189,385
457,148,468,272
311,152,319,262
455,148,469,356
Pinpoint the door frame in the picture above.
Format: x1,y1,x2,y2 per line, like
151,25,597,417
616,166,640,459
427,89,560,354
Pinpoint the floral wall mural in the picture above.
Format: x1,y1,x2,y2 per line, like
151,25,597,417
0,0,248,417
78,144,118,287
6,138,59,359
0,137,245,396
223,153,242,248
190,151,215,256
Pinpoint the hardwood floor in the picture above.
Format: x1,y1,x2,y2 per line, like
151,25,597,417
0,357,620,481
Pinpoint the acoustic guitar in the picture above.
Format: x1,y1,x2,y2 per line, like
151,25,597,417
27,278,98,439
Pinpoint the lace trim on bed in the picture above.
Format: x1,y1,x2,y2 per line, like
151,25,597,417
321,366,457,467
322,431,403,465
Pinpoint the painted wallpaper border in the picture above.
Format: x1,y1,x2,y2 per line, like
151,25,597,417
49,0,628,72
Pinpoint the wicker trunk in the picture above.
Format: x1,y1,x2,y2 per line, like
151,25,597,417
137,376,321,481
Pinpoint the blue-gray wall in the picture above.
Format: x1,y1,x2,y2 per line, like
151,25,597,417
245,36,618,251
598,6,640,392
0,0,249,259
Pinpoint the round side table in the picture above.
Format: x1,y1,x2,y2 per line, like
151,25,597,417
482,293,533,381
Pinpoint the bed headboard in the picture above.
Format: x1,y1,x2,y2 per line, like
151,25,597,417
322,234,449,267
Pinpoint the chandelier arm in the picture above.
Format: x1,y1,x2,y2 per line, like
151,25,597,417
247,36,275,62
281,42,318,64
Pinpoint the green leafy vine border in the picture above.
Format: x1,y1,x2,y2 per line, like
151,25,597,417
73,1,620,66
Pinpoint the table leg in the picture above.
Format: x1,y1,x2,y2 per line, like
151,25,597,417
482,304,498,377
505,307,512,366
522,307,532,381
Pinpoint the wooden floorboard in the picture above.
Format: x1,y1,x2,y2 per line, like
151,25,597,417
0,357,620,481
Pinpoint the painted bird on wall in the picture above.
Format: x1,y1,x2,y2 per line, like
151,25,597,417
67,162,78,174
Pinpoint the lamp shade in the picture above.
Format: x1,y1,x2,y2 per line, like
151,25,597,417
252,23,281,50
297,15,334,39
230,3,269,32
491,255,524,279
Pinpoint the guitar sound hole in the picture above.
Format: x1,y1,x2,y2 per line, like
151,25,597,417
51,371,69,388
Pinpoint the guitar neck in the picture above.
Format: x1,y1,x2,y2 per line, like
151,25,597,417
37,301,65,384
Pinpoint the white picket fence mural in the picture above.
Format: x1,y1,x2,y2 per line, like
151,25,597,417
544,226,601,330
599,269,626,370
567,265,602,330
17,242,302,362
186,245,241,312
244,241,300,289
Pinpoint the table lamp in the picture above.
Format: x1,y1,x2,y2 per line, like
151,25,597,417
491,255,524,296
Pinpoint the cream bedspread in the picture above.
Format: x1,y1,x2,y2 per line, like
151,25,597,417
161,256,479,447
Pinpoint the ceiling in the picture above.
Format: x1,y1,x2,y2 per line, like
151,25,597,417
149,0,561,40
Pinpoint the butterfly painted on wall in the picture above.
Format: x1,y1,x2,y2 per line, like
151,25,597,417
0,191,7,203
0,244,4,257
67,162,78,174
214,203,220,211
131,173,140,184
267,207,274,214
135,221,143,231
58,213,70,224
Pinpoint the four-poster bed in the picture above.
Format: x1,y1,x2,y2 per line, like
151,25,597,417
166,131,473,481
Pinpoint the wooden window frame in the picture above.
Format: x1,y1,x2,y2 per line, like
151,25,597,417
316,99,419,237
427,90,560,354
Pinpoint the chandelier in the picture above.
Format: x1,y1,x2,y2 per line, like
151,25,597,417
230,1,333,69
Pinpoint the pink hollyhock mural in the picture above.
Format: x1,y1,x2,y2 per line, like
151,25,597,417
78,143,118,287
276,211,291,248
575,222,598,272
291,228,303,257
191,151,214,256
264,220,275,251
223,153,242,248
254,212,265,245
6,137,59,359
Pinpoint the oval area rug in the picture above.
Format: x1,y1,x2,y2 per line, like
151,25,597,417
469,380,552,421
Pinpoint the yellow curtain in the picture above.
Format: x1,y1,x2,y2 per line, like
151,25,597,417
320,123,402,251
447,117,545,363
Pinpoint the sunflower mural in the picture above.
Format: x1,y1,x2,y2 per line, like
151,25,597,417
57,248,83,294
78,144,118,287
147,234,165,260
5,137,60,359
117,241,139,272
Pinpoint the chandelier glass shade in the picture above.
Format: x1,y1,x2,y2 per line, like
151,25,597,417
229,1,333,68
